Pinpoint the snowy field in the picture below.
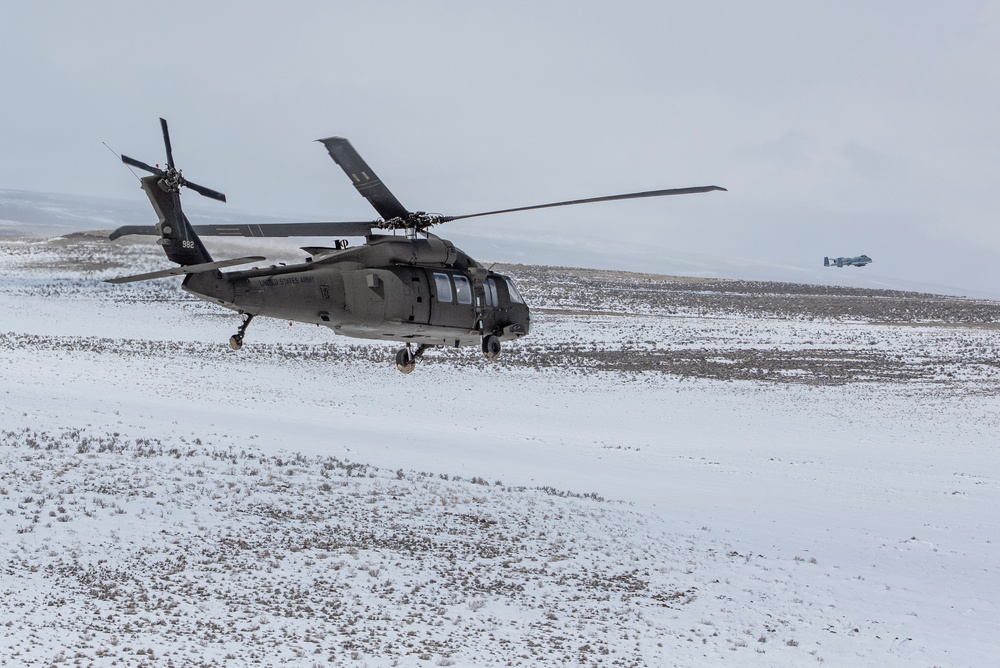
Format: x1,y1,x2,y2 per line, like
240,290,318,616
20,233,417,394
2,233,1000,667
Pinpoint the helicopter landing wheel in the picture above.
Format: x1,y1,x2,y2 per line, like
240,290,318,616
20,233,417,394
395,346,416,374
229,335,243,351
482,334,501,361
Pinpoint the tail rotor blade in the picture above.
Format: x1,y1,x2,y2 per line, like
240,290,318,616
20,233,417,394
121,154,164,176
160,117,175,169
183,179,227,203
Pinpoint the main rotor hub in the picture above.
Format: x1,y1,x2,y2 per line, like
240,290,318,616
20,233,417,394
377,212,445,231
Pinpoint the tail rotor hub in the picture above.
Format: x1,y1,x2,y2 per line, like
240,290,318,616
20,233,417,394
162,167,184,192
119,118,227,203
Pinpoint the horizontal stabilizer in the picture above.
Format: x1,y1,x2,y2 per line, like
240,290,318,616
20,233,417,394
109,225,158,240
105,256,266,284
109,222,376,240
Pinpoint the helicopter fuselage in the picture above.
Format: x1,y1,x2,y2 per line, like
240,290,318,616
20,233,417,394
108,120,722,372
182,234,530,347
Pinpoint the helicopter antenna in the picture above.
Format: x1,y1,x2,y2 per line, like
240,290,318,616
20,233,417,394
103,141,141,182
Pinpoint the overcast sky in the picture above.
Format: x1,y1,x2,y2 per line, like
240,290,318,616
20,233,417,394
2,2,999,295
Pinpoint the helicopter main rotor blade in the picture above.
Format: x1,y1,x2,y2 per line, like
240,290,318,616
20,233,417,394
108,221,376,240
441,185,728,223
317,137,411,221
121,154,164,176
189,221,376,238
160,117,175,169
183,179,227,203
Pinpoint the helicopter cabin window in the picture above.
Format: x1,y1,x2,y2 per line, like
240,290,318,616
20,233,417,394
485,277,499,307
505,278,525,304
433,272,453,303
453,275,473,304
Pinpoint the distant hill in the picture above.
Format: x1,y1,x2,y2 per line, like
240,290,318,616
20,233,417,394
4,188,996,300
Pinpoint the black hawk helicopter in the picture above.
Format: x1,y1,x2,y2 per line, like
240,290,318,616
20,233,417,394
108,119,726,373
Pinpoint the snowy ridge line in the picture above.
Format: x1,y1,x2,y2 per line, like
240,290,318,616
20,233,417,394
506,262,951,300
503,341,1000,387
4,328,1000,388
8,234,1000,324
0,428,864,666
0,331,386,364
510,264,1000,323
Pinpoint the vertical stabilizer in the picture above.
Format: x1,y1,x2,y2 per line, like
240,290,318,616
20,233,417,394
119,119,227,266
140,175,214,266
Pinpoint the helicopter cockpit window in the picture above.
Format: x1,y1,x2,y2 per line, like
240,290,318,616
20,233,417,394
453,275,473,304
485,278,499,307
433,272,453,303
505,278,524,304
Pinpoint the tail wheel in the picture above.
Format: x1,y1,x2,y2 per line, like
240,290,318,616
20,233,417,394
395,347,416,374
229,313,254,351
482,334,501,361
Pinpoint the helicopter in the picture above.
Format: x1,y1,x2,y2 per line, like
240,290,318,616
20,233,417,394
108,118,726,373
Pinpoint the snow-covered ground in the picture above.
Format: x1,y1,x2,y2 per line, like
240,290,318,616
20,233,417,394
2,233,999,666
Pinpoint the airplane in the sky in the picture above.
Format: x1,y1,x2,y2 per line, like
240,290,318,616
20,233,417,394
824,255,872,268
